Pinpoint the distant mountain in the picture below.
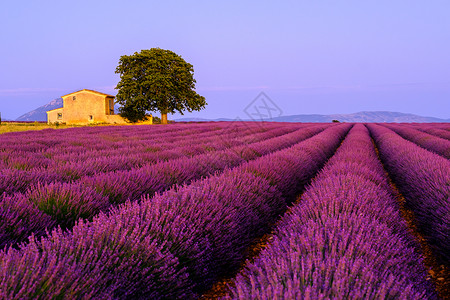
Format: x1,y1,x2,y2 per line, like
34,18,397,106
16,98,63,122
272,111,450,123
15,99,122,122
176,111,449,123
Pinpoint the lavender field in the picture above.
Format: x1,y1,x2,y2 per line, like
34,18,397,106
0,122,449,299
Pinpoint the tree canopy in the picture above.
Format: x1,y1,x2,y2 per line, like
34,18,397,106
115,48,206,124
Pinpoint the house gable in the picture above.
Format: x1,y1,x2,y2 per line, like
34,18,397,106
46,107,64,123
61,89,115,98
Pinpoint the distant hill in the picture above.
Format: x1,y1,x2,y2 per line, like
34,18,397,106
15,99,121,122
176,111,449,123
272,111,450,123
16,98,63,122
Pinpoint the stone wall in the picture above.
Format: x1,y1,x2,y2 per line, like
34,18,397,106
47,108,64,124
62,92,110,123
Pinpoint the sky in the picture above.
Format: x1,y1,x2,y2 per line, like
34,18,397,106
0,1,449,120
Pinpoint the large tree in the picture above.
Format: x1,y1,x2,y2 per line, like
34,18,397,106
115,48,206,124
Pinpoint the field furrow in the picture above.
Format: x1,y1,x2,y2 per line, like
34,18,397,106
380,123,450,158
411,124,450,140
222,124,437,299
367,124,450,267
0,123,330,248
0,122,297,183
0,124,351,299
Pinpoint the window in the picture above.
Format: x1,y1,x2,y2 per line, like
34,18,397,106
73,96,76,100
57,113,62,120
109,99,114,115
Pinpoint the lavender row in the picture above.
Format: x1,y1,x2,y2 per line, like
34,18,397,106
0,122,231,170
0,124,351,299
0,123,301,193
380,123,450,159
0,122,301,162
224,124,436,299
368,124,450,266
30,123,259,163
3,122,302,157
0,122,223,153
0,121,287,171
0,124,301,248
0,122,290,171
411,124,450,140
0,124,330,249
0,123,317,197
55,122,289,161
79,124,329,203
9,124,298,183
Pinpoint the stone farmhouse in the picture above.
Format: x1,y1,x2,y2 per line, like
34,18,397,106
46,89,128,125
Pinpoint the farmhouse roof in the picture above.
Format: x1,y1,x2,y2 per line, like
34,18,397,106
62,89,115,98
46,107,64,113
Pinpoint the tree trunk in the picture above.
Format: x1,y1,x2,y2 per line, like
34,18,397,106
161,111,168,124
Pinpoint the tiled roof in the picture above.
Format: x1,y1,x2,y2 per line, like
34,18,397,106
46,107,64,113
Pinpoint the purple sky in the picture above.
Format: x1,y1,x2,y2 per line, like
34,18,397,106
1,1,449,120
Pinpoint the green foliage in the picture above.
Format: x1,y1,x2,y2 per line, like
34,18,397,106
152,116,161,124
118,99,149,123
115,48,207,123
332,119,340,123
